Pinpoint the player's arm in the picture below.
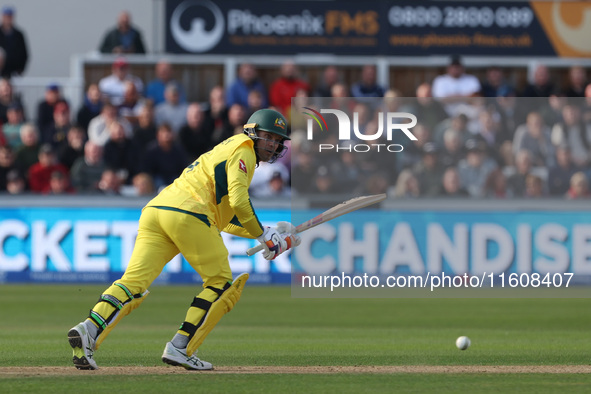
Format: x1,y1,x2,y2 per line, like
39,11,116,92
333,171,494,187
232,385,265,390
225,145,264,238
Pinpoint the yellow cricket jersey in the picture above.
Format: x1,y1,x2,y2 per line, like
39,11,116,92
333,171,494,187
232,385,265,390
146,134,264,239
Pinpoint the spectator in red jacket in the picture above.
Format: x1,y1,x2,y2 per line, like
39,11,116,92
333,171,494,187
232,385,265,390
269,60,309,117
28,143,69,193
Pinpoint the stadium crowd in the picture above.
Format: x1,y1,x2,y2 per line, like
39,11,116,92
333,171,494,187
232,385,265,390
0,8,590,199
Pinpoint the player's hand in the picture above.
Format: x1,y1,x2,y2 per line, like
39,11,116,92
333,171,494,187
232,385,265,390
257,226,288,260
277,221,301,249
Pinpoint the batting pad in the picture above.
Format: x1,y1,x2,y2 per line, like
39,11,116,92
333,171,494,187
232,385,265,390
186,273,249,356
94,290,149,350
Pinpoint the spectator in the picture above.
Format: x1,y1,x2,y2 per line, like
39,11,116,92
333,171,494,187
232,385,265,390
142,123,189,190
0,6,28,78
246,90,265,117
57,125,86,170
525,174,544,198
98,57,144,106
310,165,337,194
3,101,24,149
251,171,291,198
227,63,268,108
521,64,555,97
458,139,497,197
145,60,185,106
472,110,510,162
36,83,66,134
314,65,340,97
484,168,511,198
290,144,316,195
438,166,469,197
432,55,481,116
203,86,228,139
99,11,146,54
512,112,554,167
433,113,470,149
46,169,74,195
97,168,122,195
250,160,290,197
14,122,39,178
154,83,189,133
131,103,157,164
506,150,533,197
439,128,465,168
42,101,71,148
562,65,587,98
28,144,69,193
76,84,103,132
551,102,591,167
0,145,15,191
269,60,309,116
409,83,449,132
70,141,106,192
413,142,444,197
351,64,385,99
5,168,24,194
212,103,247,145
566,171,591,199
480,66,514,98
393,169,420,198
548,147,579,196
131,172,155,196
118,81,146,126
88,101,132,147
178,103,212,160
103,121,135,183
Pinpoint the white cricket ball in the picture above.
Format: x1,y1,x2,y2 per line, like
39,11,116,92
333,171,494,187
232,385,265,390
455,336,471,350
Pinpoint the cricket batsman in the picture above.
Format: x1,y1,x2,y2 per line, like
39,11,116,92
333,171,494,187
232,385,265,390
67,108,300,370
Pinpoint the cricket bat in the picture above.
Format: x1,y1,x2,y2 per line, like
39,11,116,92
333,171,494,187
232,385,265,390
246,193,387,256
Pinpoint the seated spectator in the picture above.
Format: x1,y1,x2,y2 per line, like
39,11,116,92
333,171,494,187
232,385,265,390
142,123,189,189
548,147,579,196
480,66,514,98
0,6,28,78
103,121,135,183
42,101,71,147
36,83,66,134
521,64,555,97
203,86,229,139
14,122,39,178
5,168,24,194
251,171,291,198
506,150,533,197
562,65,587,98
97,168,122,195
410,83,449,132
314,65,339,97
551,102,591,167
439,128,464,168
246,90,265,117
131,172,155,196
392,169,420,198
118,81,146,126
269,60,309,116
310,165,338,194
76,83,103,132
88,101,132,147
433,113,470,149
131,103,157,164
457,139,497,197
413,142,443,197
154,83,189,133
351,64,385,99
28,144,69,193
290,143,316,195
432,55,481,116
57,125,86,170
484,168,511,198
512,111,554,167
146,59,185,106
227,63,268,109
565,171,591,199
438,166,469,197
212,103,247,145
179,103,212,160
0,144,15,191
70,141,106,192
98,57,144,106
0,77,23,123
46,169,74,195
525,174,545,198
3,102,24,149
99,10,146,54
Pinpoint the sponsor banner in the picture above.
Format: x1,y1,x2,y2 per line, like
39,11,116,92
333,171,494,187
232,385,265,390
0,207,290,284
165,0,591,57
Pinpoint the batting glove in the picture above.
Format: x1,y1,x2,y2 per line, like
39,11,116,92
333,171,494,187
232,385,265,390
257,226,288,260
277,221,301,249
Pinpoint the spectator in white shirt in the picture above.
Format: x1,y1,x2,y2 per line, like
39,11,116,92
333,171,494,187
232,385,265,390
98,57,144,106
432,55,481,117
154,83,189,134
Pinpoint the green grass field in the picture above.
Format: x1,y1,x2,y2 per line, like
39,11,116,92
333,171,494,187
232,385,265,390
1,284,590,393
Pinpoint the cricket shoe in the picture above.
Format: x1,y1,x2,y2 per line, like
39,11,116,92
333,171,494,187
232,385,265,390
68,322,98,370
161,342,213,370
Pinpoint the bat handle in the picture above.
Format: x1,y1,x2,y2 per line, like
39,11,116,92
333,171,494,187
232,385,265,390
246,243,265,256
